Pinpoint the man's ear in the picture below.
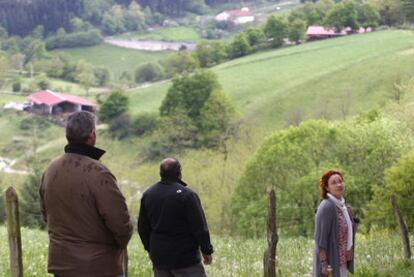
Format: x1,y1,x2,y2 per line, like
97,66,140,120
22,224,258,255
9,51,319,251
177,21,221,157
86,129,96,145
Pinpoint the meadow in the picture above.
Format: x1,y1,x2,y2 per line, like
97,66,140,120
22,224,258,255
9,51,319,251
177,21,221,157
1,30,414,275
3,30,414,230
128,30,414,130
117,26,202,42
54,44,170,81
0,227,412,276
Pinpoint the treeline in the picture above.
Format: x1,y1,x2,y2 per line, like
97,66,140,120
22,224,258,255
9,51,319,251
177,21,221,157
0,0,258,36
0,0,83,36
134,0,381,84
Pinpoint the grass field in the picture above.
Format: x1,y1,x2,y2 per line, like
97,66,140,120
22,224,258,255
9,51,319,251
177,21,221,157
54,44,171,81
2,29,414,234
127,30,414,131
0,226,412,276
118,26,201,42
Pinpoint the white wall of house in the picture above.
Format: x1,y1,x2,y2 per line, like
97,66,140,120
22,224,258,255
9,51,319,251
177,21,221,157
215,12,230,21
234,16,255,24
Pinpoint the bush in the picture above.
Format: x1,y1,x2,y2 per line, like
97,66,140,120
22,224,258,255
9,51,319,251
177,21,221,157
20,116,51,131
132,113,158,136
135,62,164,83
99,91,129,123
45,29,103,50
109,113,131,139
12,81,21,92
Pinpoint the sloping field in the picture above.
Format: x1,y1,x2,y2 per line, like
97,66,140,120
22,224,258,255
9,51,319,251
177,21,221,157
129,30,414,130
54,44,170,81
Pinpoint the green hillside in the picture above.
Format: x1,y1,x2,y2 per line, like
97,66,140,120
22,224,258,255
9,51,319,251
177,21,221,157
54,44,171,81
2,29,414,234
129,30,414,131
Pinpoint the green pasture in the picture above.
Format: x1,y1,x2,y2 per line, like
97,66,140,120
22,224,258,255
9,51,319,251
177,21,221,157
118,26,201,42
0,226,412,276
127,30,414,131
54,44,170,81
0,94,26,107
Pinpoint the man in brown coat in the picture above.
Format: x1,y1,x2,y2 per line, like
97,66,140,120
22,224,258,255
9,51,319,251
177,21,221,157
39,111,133,277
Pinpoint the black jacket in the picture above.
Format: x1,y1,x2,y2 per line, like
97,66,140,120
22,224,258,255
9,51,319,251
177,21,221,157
138,179,213,269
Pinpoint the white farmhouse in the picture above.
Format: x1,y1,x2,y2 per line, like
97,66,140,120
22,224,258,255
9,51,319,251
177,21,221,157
215,7,255,25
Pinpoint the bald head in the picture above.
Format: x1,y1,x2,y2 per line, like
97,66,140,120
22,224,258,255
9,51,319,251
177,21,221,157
160,157,182,181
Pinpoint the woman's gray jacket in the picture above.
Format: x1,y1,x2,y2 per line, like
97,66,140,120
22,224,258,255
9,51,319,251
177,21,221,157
312,198,357,277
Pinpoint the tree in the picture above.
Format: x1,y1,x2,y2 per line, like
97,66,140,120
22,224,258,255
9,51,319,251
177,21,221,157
31,25,44,40
94,67,111,86
367,152,414,230
231,116,414,237
229,33,251,58
143,111,198,160
402,0,414,22
124,1,146,31
75,60,96,93
132,113,159,136
99,90,129,123
160,70,220,119
109,113,131,139
9,53,25,72
20,157,45,228
195,41,227,68
198,90,237,147
288,19,307,44
358,3,380,28
246,28,266,47
324,1,359,32
0,53,7,87
164,51,199,77
264,15,288,48
35,73,50,90
102,5,126,35
135,62,164,83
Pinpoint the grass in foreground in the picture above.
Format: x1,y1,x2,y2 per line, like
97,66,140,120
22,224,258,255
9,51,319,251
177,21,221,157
0,226,412,277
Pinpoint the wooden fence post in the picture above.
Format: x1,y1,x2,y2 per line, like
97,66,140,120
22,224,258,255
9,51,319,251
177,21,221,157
390,194,411,260
5,186,23,277
264,188,278,277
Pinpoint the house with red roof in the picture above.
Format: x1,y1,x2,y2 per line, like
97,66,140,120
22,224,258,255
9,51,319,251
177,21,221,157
215,7,255,25
27,90,96,115
306,26,373,40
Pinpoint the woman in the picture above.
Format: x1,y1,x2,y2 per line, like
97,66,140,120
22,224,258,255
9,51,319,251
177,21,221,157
313,169,358,277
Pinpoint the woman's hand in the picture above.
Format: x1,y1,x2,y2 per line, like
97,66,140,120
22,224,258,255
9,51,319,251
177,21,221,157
321,260,329,276
346,250,353,260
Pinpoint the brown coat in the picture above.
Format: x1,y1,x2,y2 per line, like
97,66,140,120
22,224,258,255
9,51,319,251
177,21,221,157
39,146,133,277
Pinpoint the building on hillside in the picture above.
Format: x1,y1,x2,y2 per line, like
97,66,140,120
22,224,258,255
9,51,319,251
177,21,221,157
215,7,255,25
306,26,373,40
306,26,346,40
27,90,96,115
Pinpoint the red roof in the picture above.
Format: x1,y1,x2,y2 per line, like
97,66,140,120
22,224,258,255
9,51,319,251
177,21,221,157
28,90,96,107
227,9,252,18
306,26,338,36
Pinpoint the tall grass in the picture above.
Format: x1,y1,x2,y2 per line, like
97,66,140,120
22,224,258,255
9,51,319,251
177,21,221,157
0,226,412,276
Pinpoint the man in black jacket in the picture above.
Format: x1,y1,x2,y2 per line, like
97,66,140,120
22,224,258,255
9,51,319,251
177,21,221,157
138,157,213,277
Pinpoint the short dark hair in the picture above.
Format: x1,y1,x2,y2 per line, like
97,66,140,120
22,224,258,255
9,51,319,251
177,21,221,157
66,111,96,143
160,158,181,180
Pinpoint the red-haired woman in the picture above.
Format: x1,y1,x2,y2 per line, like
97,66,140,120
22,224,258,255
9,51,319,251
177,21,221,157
313,170,358,277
